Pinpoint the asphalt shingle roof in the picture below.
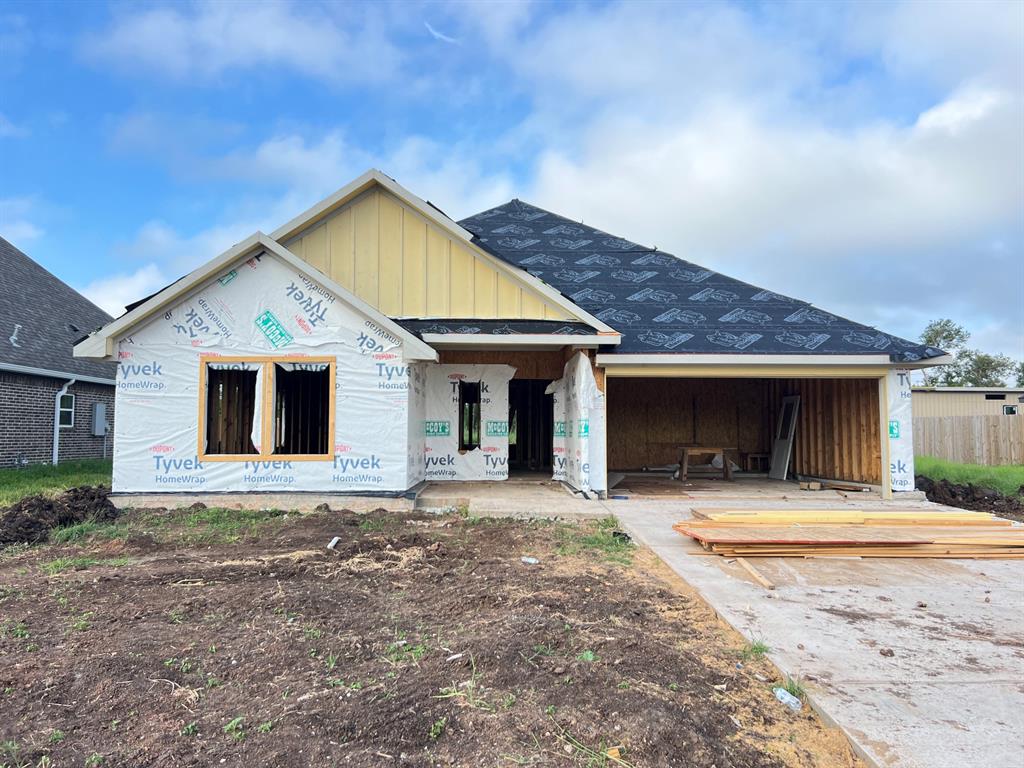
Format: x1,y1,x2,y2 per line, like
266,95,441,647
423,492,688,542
460,201,944,361
0,236,116,381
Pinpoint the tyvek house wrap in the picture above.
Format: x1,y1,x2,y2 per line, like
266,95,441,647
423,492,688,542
547,352,606,494
886,368,915,492
422,365,515,481
113,251,416,493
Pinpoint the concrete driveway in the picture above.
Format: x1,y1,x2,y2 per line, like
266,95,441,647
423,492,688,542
611,503,1024,768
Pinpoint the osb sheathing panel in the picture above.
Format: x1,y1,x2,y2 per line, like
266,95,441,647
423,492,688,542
768,378,881,485
286,189,573,321
606,378,770,470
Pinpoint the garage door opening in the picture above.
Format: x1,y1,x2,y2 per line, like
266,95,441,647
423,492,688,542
606,377,882,495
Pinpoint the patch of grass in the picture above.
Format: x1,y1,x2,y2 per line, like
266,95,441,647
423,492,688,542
0,740,27,768
575,649,598,663
781,676,805,699
435,658,494,712
357,517,389,532
41,557,130,575
49,520,124,545
46,730,65,745
740,641,771,661
0,459,112,506
429,716,447,740
256,721,274,734
181,508,285,544
916,456,1024,497
70,612,94,632
180,721,198,737
84,754,104,767
557,517,633,566
223,716,245,741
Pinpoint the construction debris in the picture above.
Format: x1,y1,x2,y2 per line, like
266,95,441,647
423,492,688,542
675,508,1024,559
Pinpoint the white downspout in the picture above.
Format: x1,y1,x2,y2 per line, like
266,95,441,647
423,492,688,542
53,379,76,465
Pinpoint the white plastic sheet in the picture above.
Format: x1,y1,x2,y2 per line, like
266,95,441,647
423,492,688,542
113,251,416,493
547,352,606,494
886,368,915,492
422,364,515,481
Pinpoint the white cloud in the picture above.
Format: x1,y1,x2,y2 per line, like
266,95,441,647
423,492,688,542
424,21,459,45
82,1,402,84
79,264,166,317
0,196,43,244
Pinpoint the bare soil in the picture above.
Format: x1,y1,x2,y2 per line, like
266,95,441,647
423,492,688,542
0,486,116,547
916,475,1024,522
0,501,861,767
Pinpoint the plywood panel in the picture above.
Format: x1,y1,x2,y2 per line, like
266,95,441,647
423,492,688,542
607,378,769,470
402,214,427,316
378,194,404,316
770,378,882,484
353,190,379,305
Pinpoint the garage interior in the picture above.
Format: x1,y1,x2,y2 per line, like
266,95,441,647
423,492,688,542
606,376,883,492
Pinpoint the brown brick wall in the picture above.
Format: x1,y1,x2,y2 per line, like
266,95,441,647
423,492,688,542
0,371,115,467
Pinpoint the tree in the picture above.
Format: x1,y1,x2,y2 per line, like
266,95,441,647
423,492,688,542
1016,359,1024,387
919,319,1018,387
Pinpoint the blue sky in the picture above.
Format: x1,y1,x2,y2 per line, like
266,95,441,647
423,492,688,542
1,0,1021,361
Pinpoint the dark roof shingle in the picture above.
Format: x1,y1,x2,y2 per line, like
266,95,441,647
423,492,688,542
460,200,944,361
0,236,116,381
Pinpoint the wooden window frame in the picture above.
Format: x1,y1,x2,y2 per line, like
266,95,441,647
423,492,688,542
198,354,336,462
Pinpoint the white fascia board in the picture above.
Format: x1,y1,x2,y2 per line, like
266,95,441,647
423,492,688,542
261,236,438,362
270,168,475,245
596,353,896,366
73,232,267,359
0,362,114,386
420,333,617,348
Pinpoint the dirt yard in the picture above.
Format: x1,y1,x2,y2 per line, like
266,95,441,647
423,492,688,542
0,500,861,767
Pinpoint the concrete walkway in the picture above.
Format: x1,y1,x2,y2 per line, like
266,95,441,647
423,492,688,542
611,502,1024,768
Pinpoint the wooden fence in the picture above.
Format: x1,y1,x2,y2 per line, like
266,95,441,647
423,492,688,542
913,415,1024,466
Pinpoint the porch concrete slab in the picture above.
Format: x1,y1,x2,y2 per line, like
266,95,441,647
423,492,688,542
610,503,1024,768
416,479,606,518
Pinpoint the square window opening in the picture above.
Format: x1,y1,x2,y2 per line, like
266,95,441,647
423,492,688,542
273,364,330,456
58,393,75,428
458,380,481,452
205,368,258,455
1004,405,1019,416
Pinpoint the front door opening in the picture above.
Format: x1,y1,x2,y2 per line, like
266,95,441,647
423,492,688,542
508,379,553,473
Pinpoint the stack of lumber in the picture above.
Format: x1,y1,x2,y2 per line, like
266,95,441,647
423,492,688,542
674,508,1024,559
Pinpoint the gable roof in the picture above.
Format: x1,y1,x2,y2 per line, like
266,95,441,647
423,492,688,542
73,233,438,362
460,200,946,363
0,236,116,383
273,170,616,333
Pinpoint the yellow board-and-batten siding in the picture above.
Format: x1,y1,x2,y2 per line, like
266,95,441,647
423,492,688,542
912,390,1024,417
284,188,572,320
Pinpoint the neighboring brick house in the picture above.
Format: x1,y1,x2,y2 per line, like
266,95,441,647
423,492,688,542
0,236,116,467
